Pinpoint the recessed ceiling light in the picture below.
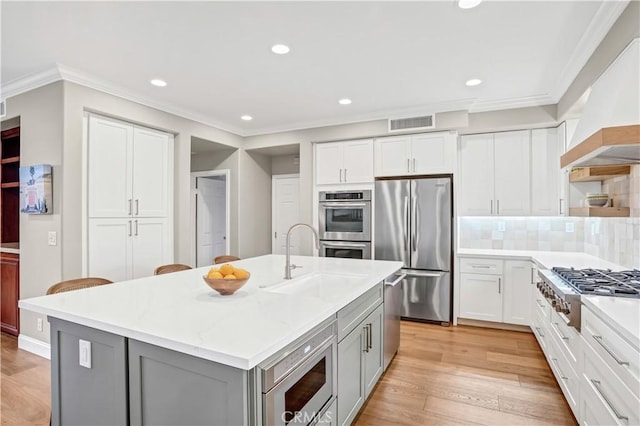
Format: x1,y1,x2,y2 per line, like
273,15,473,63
465,79,482,87
241,115,253,121
271,44,290,55
338,98,352,105
458,0,482,9
150,79,167,87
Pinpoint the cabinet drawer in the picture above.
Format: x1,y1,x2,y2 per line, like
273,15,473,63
582,307,640,399
548,309,581,365
459,258,503,275
337,283,383,342
548,331,579,420
532,288,550,321
531,306,549,353
582,340,640,425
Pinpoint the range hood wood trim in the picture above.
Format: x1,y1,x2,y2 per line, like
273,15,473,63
560,125,640,168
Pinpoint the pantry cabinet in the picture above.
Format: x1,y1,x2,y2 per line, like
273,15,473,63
87,114,173,281
315,139,373,185
531,128,560,215
374,132,456,177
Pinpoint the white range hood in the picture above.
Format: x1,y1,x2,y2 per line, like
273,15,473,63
561,38,640,168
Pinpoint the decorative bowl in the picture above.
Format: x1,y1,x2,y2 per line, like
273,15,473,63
202,274,250,295
586,198,608,207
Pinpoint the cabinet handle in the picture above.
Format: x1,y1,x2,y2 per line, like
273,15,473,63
471,265,491,269
490,200,493,215
497,199,500,215
363,326,369,353
135,199,139,215
412,158,416,172
592,335,629,365
535,326,544,338
551,358,568,380
498,278,501,294
128,220,132,236
128,199,132,216
552,322,569,340
591,379,628,421
559,198,564,215
368,323,373,350
536,299,545,308
134,220,138,236
407,158,410,173
531,268,535,284
344,168,347,182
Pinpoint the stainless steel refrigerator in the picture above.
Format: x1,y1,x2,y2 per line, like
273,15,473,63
375,177,452,324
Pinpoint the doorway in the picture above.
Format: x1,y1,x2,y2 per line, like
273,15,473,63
191,170,230,267
272,174,300,255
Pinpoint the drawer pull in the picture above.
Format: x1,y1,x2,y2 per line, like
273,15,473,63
535,327,544,338
551,358,567,380
591,379,628,421
552,322,569,340
593,335,629,366
536,300,545,308
471,265,491,269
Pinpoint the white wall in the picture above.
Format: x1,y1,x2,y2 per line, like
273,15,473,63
238,150,272,258
271,154,299,175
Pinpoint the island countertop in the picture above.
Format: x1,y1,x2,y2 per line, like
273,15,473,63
19,255,402,370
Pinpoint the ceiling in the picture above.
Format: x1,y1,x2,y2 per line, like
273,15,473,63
0,1,626,136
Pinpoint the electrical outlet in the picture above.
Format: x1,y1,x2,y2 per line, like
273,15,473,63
48,231,57,246
565,222,575,233
79,340,92,369
37,318,43,332
497,222,506,232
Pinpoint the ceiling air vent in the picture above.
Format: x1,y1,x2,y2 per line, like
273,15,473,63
388,114,435,132
0,100,5,118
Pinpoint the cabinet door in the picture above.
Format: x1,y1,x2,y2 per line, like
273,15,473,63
503,260,533,326
131,218,172,279
459,273,502,322
88,218,132,282
132,127,171,217
0,253,19,336
315,142,343,185
531,128,559,216
458,134,494,215
88,115,133,217
362,304,384,398
494,130,530,215
337,326,365,426
411,132,456,174
342,139,373,183
374,136,411,177
557,122,569,216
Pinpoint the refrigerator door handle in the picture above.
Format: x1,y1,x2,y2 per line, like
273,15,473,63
402,270,446,277
404,196,409,253
384,273,407,287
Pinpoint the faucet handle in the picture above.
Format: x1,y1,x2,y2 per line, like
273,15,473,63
289,264,303,270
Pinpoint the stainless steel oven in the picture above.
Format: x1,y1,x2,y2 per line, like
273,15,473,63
261,321,337,425
318,190,371,242
319,240,371,260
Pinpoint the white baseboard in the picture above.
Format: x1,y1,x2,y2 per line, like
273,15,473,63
18,334,51,360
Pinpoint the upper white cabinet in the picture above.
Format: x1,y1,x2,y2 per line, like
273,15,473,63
374,132,456,177
494,131,530,215
458,133,495,215
531,128,560,216
88,115,172,218
315,139,373,185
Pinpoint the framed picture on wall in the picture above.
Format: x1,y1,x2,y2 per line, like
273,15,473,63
19,164,52,214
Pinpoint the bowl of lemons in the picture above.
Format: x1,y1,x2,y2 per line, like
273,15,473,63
203,264,250,295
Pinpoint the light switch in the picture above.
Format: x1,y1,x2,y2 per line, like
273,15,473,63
48,231,57,246
497,222,506,232
79,339,92,368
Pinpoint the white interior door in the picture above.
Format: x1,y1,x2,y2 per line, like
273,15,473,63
272,175,300,255
196,177,227,267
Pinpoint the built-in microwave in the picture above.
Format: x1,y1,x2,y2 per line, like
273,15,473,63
319,240,372,260
318,190,371,242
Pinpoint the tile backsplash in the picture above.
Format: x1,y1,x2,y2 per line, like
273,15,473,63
458,216,640,269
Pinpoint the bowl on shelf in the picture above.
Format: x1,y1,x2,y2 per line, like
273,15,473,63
586,198,608,207
203,274,250,295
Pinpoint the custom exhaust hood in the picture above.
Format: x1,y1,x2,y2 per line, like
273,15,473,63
561,38,640,168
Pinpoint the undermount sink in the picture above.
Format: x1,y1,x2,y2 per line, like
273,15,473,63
264,272,367,301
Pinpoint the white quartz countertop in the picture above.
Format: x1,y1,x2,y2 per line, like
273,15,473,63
457,248,627,270
582,296,640,350
20,255,402,370
0,242,20,254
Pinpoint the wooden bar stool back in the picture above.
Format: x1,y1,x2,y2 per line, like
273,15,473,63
46,278,113,295
213,255,240,264
154,264,192,275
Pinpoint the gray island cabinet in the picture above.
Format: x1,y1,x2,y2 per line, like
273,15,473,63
21,255,402,426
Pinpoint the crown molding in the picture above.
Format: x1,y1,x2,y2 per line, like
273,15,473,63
468,94,556,113
1,67,63,99
549,0,629,102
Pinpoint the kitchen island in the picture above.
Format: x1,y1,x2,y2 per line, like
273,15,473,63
20,254,402,425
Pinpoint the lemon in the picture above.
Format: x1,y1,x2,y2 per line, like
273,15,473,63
207,271,223,279
223,274,237,280
219,264,234,277
234,268,249,279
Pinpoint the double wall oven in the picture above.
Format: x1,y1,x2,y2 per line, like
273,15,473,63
318,190,371,260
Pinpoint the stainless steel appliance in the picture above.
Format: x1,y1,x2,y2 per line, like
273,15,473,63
260,321,337,425
375,177,453,324
383,272,405,370
538,268,640,331
319,240,371,260
318,190,371,242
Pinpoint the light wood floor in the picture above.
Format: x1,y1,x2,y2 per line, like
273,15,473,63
0,322,576,425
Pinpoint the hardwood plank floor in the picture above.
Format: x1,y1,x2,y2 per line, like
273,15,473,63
0,322,577,425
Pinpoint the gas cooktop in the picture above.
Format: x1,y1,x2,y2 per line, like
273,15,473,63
551,267,640,298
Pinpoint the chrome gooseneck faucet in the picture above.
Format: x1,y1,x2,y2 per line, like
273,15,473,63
284,223,320,279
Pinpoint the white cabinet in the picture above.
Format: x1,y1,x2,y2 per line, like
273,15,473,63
374,132,456,177
458,134,494,215
88,218,172,281
531,128,560,216
315,139,373,185
502,260,533,326
494,131,530,215
87,114,173,281
459,273,502,322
